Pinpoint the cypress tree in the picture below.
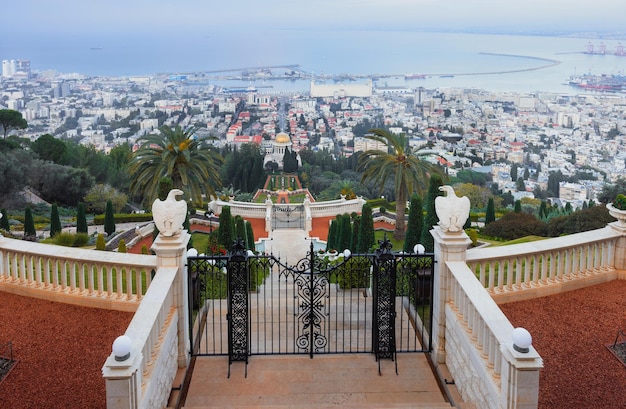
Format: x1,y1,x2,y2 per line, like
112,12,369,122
403,194,424,253
350,215,361,252
218,206,233,251
332,215,343,250
158,176,173,201
357,203,375,253
76,203,88,234
339,213,352,252
234,215,247,247
104,200,116,236
485,198,496,225
50,203,62,238
327,220,337,251
24,207,36,239
514,200,522,213
245,221,255,251
421,175,443,252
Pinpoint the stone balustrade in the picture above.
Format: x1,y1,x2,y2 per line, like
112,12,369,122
0,236,157,311
466,226,621,303
445,260,542,409
102,265,179,409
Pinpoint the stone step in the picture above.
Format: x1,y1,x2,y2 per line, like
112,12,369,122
184,403,453,408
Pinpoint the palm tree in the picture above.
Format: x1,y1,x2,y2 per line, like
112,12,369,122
358,128,444,240
129,125,223,205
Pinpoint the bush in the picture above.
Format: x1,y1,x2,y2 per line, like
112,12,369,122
96,233,106,251
482,212,546,241
336,256,371,289
141,245,149,254
54,232,76,247
466,228,478,246
93,213,153,225
73,233,90,247
118,239,127,253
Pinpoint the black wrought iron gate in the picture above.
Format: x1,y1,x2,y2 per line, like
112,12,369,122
272,205,304,230
187,238,434,376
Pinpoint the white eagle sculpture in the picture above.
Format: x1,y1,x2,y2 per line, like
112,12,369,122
435,185,471,233
152,189,187,237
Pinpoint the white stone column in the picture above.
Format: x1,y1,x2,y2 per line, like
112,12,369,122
431,226,471,365
102,350,142,409
500,343,543,409
151,231,191,367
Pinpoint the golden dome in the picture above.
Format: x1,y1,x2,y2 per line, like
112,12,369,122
275,132,291,144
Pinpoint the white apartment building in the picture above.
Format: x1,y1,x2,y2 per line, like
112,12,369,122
353,136,387,153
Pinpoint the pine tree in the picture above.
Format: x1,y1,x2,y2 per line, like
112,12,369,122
117,239,127,253
403,194,423,253
76,203,88,234
104,200,116,236
421,175,443,252
485,198,496,225
514,200,522,213
218,206,233,251
50,203,62,238
24,207,36,239
0,209,9,231
357,203,375,253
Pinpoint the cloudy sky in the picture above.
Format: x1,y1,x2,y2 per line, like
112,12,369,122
3,0,625,35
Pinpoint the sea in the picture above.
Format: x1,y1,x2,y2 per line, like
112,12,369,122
4,29,626,95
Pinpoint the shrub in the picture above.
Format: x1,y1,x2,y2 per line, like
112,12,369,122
54,232,76,247
141,245,149,254
118,239,127,253
73,233,89,247
96,233,106,251
482,212,546,241
336,256,370,289
613,194,626,210
466,228,478,246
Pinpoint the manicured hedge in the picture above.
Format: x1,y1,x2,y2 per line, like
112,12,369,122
93,213,154,225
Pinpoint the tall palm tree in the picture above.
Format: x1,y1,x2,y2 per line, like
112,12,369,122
129,125,223,206
358,128,444,240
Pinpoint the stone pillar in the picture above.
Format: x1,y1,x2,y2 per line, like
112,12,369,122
431,226,471,365
500,343,543,409
102,350,141,409
151,231,191,367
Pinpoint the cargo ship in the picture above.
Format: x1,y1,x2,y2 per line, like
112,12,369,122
566,74,626,92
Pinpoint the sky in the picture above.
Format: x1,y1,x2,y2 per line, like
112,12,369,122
3,0,625,36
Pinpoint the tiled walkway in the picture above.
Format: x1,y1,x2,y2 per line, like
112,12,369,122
182,228,456,408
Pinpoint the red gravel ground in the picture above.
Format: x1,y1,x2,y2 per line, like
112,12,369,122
2,281,624,408
0,292,133,409
500,280,626,409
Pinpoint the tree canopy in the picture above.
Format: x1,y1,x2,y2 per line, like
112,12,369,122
358,128,443,240
128,125,223,206
0,109,28,139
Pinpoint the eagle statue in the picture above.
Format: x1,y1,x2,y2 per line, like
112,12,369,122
152,189,187,237
435,185,471,233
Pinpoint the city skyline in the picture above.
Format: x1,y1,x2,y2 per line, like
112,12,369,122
2,0,625,36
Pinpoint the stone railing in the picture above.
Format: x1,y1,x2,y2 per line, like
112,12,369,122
308,196,366,217
102,265,179,409
208,199,268,219
102,231,191,409
0,236,157,311
445,261,542,409
465,226,621,303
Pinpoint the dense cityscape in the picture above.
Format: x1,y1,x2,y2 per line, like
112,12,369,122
2,58,626,210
